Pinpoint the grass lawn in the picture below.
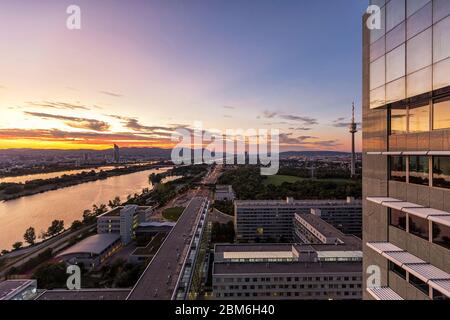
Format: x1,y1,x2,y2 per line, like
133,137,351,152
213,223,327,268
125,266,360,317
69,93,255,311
263,175,355,186
162,206,185,222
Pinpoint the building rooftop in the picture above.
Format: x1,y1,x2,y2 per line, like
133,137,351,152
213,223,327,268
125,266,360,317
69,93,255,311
0,280,36,300
235,198,362,207
98,205,153,218
36,289,130,300
57,233,121,257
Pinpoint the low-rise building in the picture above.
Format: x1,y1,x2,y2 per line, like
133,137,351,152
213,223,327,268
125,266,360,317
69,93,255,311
212,243,362,300
97,205,153,245
56,233,122,270
215,185,235,201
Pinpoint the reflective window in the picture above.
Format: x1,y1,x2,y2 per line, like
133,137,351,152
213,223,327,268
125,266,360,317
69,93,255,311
389,261,406,279
371,5,386,44
407,66,432,98
407,0,431,18
407,28,432,74
432,222,450,250
433,0,450,23
386,22,405,52
409,273,429,294
390,156,407,181
408,103,430,132
409,215,429,240
387,0,405,32
409,155,429,185
370,56,386,90
433,97,450,130
390,107,408,134
387,78,406,104
371,36,385,62
433,16,450,63
370,86,386,109
433,156,450,188
407,1,432,39
386,44,405,82
390,209,407,230
433,57,450,90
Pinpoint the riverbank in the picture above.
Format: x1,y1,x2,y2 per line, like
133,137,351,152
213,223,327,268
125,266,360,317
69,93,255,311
0,162,171,201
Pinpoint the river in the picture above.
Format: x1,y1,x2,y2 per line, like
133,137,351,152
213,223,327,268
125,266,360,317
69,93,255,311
0,167,171,251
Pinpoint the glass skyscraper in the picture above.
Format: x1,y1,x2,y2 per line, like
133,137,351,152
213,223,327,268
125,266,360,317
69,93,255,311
363,0,450,300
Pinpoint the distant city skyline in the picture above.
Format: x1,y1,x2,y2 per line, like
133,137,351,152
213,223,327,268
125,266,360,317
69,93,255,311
0,0,367,152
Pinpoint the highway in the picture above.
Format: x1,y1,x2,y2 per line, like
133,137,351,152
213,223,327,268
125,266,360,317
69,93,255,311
127,196,206,300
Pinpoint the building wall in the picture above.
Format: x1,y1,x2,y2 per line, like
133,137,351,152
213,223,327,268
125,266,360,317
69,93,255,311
363,0,450,300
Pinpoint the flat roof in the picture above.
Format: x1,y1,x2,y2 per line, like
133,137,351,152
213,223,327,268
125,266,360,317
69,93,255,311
296,214,346,238
223,251,295,260
139,221,176,228
36,289,130,300
213,261,362,275
0,280,36,300
99,205,152,218
215,244,295,254
235,199,362,207
57,233,121,257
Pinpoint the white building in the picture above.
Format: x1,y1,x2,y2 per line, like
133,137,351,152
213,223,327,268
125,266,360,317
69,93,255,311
215,185,235,201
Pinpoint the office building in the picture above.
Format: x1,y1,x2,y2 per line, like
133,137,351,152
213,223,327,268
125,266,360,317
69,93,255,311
212,242,362,300
234,197,362,242
113,144,120,163
363,0,450,300
97,205,153,245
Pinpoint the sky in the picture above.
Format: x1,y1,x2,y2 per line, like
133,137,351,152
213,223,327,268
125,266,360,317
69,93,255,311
0,0,368,152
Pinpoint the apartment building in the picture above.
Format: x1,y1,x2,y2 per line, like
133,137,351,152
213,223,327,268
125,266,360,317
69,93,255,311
234,197,362,242
212,243,362,300
363,0,450,300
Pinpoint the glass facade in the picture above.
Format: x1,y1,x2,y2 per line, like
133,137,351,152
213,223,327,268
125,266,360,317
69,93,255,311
370,0,450,109
433,156,450,188
390,209,407,230
432,222,450,250
433,96,450,130
409,156,429,185
390,156,407,181
409,215,429,239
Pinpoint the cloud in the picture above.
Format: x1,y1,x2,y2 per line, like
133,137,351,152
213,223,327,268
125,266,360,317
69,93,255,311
289,127,312,131
24,112,111,132
262,110,318,125
331,117,361,129
99,91,123,98
26,101,92,111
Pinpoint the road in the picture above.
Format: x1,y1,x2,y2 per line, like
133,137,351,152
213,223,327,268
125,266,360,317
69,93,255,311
127,196,206,300
0,224,95,277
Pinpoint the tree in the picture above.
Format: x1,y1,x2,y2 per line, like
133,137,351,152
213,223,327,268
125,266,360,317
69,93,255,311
108,196,121,209
12,242,23,251
70,220,83,230
46,220,64,237
32,262,67,289
92,204,107,216
23,227,36,245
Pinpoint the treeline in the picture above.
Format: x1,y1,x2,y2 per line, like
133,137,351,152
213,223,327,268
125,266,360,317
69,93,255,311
218,166,362,200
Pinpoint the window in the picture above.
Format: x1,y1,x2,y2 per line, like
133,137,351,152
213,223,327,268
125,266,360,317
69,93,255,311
433,156,450,188
433,97,450,130
407,0,431,18
386,44,406,82
407,28,432,75
409,215,429,240
389,261,406,279
390,156,407,182
433,289,450,300
409,156,429,185
433,16,450,63
371,56,386,90
390,107,407,134
390,209,407,230
433,0,450,23
386,0,405,32
409,273,429,294
408,103,430,133
432,222,450,250
386,22,405,52
406,2,432,40
433,57,450,90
